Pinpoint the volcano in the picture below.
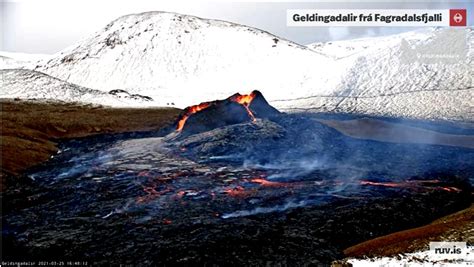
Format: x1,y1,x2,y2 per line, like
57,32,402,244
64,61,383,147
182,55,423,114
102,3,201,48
4,98,473,266
175,90,280,135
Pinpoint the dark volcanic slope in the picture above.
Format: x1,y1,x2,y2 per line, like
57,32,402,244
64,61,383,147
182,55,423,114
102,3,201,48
175,90,280,135
3,93,473,265
4,111,473,265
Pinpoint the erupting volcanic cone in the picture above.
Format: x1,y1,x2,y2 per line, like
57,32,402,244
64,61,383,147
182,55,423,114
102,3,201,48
176,102,211,131
247,90,280,118
175,90,280,135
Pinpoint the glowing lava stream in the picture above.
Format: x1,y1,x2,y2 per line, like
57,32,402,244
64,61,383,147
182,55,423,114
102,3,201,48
176,102,211,131
359,181,404,188
251,178,286,187
176,91,257,132
360,180,462,192
231,92,257,122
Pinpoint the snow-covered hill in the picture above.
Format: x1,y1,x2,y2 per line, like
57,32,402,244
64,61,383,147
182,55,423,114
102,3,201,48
0,69,154,106
0,51,50,69
10,12,474,121
0,55,26,69
288,29,473,121
33,11,343,108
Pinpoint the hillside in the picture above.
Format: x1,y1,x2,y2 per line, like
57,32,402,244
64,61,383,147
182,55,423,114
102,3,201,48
8,12,473,121
1,69,154,106
33,11,341,107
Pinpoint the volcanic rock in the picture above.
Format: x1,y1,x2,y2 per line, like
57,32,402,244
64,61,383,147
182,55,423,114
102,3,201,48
167,112,347,166
172,119,286,158
176,90,280,135
165,91,348,164
246,90,280,118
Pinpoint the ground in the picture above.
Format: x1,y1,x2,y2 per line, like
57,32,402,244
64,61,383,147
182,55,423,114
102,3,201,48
0,99,180,177
1,100,472,265
344,204,474,257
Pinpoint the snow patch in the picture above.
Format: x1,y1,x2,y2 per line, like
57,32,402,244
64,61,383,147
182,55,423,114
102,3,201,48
0,69,156,107
347,246,474,267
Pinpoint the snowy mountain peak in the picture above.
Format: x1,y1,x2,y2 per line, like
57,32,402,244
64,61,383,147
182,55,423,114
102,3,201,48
23,12,474,122
33,11,335,107
100,11,306,49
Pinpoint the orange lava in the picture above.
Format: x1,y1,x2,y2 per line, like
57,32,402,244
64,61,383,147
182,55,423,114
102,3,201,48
440,187,462,193
360,181,404,187
176,91,259,132
224,186,246,197
251,178,286,187
231,92,257,121
136,186,171,204
176,102,211,131
360,180,462,193
417,179,442,184
232,92,256,106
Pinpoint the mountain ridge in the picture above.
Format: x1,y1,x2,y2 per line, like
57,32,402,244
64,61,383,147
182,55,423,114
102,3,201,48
2,12,472,121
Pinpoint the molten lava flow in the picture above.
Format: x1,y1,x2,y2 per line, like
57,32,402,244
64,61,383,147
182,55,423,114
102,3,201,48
360,181,404,188
232,93,256,106
224,186,247,197
176,102,211,131
136,186,172,204
251,178,286,187
440,187,462,193
360,180,463,193
231,92,257,122
176,91,258,132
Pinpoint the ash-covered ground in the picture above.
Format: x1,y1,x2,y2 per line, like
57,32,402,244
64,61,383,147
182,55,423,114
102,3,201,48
3,108,473,265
